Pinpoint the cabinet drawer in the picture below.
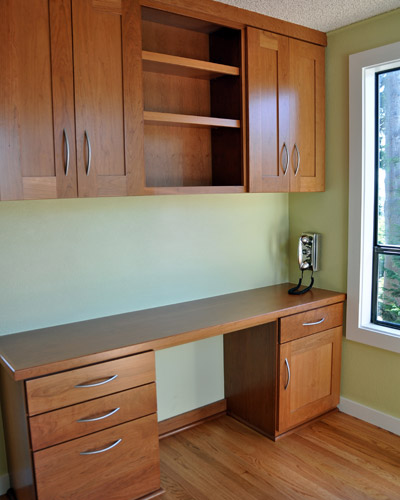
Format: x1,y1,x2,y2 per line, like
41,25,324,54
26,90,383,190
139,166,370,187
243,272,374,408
34,414,161,500
29,383,157,451
279,302,343,343
26,351,155,416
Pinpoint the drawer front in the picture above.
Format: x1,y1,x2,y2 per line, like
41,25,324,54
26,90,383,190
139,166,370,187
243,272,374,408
30,383,157,451
34,414,161,500
280,302,343,343
26,351,155,416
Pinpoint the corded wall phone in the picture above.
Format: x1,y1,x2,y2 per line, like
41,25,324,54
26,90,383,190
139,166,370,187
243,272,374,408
288,233,320,295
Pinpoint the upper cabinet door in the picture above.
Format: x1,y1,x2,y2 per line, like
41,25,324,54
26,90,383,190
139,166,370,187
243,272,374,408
289,38,325,192
72,0,142,197
0,0,77,200
247,28,290,193
247,28,325,193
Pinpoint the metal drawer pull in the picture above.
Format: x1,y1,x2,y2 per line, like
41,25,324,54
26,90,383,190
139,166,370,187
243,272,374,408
77,407,120,423
63,129,70,176
75,374,118,388
294,143,300,176
303,317,326,327
80,438,122,455
284,358,290,390
85,130,92,176
282,142,289,175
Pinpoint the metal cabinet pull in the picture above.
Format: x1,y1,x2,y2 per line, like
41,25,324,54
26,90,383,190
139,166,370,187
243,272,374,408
63,129,70,176
80,438,122,456
284,358,290,390
282,142,289,175
77,407,120,423
303,318,325,327
85,130,92,176
75,374,118,388
294,143,300,176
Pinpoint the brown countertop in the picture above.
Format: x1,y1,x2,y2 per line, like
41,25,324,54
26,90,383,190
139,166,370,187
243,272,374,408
0,283,345,381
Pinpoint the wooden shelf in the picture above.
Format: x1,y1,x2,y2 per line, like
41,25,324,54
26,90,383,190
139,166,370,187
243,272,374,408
144,111,240,128
142,51,240,79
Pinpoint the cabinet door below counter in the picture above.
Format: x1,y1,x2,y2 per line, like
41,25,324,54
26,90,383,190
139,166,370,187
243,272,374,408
278,327,342,433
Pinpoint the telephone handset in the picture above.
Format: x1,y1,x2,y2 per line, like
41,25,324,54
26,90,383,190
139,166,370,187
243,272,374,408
288,233,320,295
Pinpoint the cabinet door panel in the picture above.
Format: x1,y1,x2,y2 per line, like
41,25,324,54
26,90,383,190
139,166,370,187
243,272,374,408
278,327,341,433
289,38,325,192
72,0,129,197
247,28,289,193
0,0,76,200
49,0,78,199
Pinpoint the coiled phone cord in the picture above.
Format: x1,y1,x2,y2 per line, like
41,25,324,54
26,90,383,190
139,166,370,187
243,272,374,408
288,269,314,295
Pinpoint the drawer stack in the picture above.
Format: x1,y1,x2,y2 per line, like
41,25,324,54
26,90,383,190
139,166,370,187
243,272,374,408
25,351,161,500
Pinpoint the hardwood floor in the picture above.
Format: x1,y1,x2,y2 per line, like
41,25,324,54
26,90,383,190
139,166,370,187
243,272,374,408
160,412,400,500
1,411,398,499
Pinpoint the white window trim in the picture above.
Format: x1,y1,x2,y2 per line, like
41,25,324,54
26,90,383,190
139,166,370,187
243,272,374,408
347,41,400,354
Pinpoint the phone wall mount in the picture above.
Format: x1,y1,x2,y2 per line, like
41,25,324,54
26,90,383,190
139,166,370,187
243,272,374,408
288,233,320,295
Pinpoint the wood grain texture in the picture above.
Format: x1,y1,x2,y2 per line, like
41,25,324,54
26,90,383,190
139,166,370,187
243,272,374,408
140,0,327,46
25,351,155,415
142,51,239,79
72,0,127,197
0,0,56,201
278,327,342,433
0,284,345,381
123,0,146,195
34,414,161,500
143,185,245,195
142,18,213,189
141,18,244,191
144,112,240,128
210,29,244,187
0,368,35,500
159,413,400,500
49,0,78,199
30,383,157,450
144,124,212,187
280,302,343,343
224,322,278,439
159,399,227,438
247,28,290,193
289,38,325,192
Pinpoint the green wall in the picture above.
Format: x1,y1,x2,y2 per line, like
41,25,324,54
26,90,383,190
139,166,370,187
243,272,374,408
289,9,400,418
0,194,289,477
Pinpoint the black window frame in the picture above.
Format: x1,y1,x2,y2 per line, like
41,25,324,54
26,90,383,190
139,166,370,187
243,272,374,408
371,66,400,331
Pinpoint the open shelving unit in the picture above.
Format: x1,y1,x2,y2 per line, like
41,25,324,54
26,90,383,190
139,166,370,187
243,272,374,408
141,7,246,192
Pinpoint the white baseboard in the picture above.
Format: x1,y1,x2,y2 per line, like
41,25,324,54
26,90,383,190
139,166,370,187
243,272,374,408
0,473,10,495
339,397,400,436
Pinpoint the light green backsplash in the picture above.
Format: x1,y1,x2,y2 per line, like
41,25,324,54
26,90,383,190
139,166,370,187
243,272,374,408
289,8,400,418
0,193,289,476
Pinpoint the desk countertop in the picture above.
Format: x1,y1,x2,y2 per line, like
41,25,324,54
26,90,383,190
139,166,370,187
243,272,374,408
0,283,345,381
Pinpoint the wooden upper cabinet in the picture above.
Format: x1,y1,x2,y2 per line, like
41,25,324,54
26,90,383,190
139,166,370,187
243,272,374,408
72,0,141,197
289,38,325,192
247,29,289,193
0,0,77,200
0,0,142,200
247,27,325,193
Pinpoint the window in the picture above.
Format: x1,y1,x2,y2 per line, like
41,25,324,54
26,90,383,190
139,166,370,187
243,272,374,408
372,67,400,330
347,41,400,353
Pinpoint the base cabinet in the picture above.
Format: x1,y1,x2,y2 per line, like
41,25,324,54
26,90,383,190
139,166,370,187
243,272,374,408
0,352,162,500
278,326,342,433
224,302,343,439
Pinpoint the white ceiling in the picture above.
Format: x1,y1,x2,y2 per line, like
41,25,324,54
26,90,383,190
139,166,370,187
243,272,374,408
216,0,400,32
